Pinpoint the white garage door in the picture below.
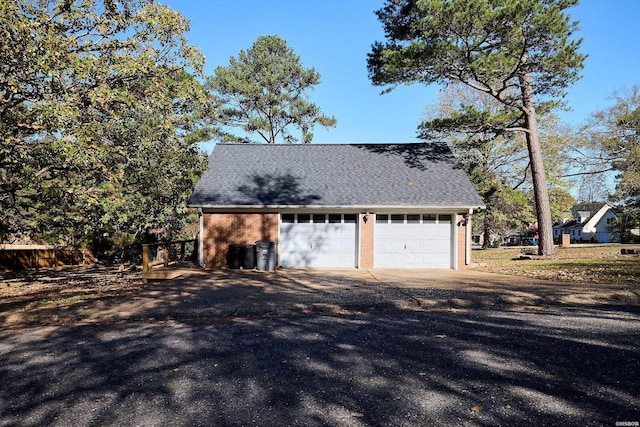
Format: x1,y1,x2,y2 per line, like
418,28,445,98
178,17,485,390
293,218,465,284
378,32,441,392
374,214,452,268
279,213,358,268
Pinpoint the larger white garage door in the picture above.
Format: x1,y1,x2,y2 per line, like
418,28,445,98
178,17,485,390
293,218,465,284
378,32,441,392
279,213,358,268
374,214,452,268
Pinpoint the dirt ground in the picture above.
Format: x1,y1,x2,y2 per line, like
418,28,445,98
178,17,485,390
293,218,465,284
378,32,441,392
1,263,638,328
0,266,143,301
0,266,145,325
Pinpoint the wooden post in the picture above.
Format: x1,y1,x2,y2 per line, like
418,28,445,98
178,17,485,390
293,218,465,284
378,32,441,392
142,245,149,273
180,241,186,263
163,244,169,267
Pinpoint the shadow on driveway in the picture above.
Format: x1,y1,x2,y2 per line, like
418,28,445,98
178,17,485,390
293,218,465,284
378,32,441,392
1,307,639,425
0,269,639,425
2,268,638,327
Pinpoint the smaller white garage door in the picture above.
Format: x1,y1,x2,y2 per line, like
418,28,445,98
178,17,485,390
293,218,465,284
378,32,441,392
279,213,358,268
374,214,453,268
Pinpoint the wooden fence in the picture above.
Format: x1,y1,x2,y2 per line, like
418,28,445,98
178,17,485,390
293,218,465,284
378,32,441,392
0,245,93,270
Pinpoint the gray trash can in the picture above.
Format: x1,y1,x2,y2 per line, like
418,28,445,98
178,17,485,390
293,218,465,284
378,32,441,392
255,240,276,271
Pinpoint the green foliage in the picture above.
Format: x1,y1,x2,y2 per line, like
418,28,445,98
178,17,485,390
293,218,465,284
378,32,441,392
591,86,640,208
592,86,640,244
608,210,640,244
368,0,585,103
422,85,575,246
368,0,586,255
0,0,211,255
208,35,336,144
532,113,578,220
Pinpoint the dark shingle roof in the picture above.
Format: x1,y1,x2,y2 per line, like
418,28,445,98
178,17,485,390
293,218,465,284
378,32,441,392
188,143,485,209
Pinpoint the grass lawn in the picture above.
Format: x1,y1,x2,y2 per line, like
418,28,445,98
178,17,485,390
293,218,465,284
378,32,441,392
472,244,640,285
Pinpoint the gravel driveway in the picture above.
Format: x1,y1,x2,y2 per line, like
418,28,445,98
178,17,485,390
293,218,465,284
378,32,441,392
1,268,638,426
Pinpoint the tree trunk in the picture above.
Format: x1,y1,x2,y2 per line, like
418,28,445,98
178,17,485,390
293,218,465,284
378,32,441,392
482,220,492,249
520,74,555,256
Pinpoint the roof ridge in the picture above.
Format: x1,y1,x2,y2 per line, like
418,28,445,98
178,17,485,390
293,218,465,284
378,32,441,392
214,142,439,146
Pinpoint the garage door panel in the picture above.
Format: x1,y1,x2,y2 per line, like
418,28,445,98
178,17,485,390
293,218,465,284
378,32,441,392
405,240,423,251
376,226,397,238
279,214,357,268
437,227,450,238
326,239,352,251
379,253,406,267
325,239,341,251
379,239,405,251
374,213,452,269
420,240,436,251
405,253,427,268
416,228,433,238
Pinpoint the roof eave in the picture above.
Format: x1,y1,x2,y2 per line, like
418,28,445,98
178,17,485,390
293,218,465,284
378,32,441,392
191,204,486,212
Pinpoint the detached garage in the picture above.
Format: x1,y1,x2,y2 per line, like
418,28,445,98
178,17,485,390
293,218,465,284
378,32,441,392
188,143,484,270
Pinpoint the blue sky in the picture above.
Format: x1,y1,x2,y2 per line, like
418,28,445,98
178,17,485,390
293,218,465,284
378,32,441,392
162,0,640,152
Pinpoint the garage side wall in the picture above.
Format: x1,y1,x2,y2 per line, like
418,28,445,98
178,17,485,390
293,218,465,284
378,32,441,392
457,214,469,269
202,213,278,268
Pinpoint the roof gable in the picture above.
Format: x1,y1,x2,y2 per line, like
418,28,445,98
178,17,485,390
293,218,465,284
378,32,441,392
554,204,616,232
188,143,485,209
584,204,615,230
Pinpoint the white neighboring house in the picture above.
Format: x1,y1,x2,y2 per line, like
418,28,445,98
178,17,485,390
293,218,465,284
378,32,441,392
553,203,618,243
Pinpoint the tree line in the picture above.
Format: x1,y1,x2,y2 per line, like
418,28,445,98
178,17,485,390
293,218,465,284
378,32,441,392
367,0,639,248
1,0,638,261
1,1,335,260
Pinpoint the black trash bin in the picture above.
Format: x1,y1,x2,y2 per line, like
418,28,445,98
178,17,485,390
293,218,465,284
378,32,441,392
226,244,242,269
242,244,256,269
255,240,276,271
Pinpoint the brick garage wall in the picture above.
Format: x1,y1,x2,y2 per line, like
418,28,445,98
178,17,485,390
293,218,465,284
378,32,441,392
359,213,374,268
456,214,468,269
202,212,469,269
203,213,278,268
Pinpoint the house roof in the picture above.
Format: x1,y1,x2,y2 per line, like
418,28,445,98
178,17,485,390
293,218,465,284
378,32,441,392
554,220,579,230
188,143,485,210
553,203,616,231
